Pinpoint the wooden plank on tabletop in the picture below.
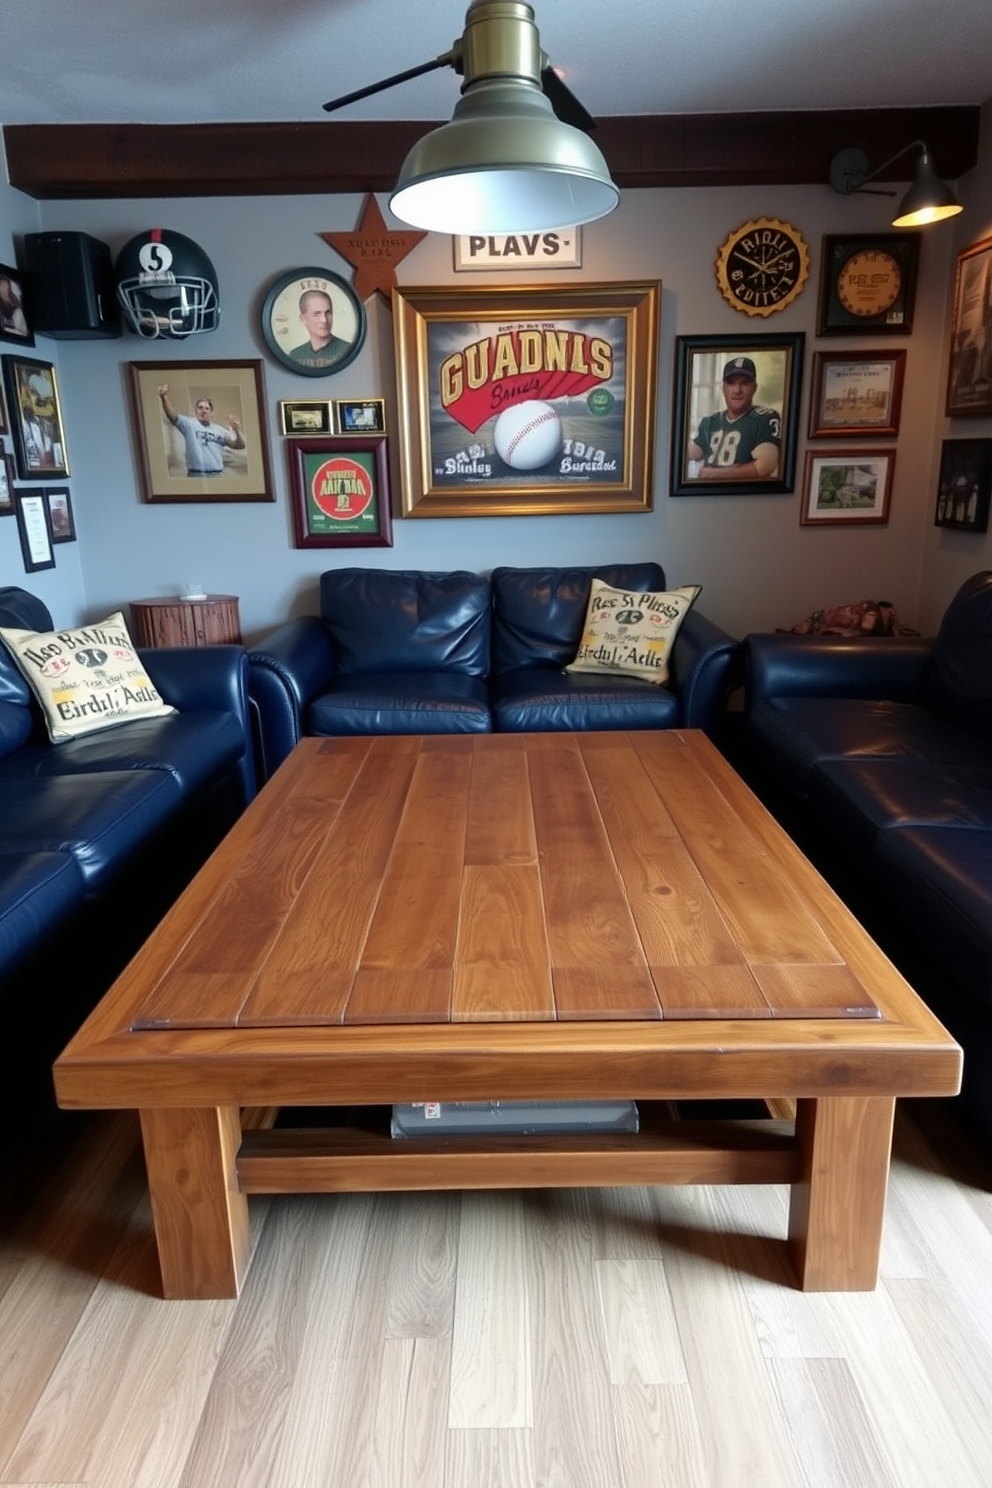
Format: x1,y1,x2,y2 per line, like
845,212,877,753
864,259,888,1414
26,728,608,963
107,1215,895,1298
130,741,372,1029
652,965,772,1019
345,745,471,1021
752,964,880,1019
464,735,538,867
630,732,842,967
240,737,420,1025
453,864,555,1020
527,745,655,1017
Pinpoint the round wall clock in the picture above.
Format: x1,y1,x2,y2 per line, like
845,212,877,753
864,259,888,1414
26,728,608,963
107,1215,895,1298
260,267,366,378
715,217,811,318
835,248,902,318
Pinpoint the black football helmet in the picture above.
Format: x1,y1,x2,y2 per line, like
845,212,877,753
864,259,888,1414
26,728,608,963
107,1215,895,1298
115,228,220,337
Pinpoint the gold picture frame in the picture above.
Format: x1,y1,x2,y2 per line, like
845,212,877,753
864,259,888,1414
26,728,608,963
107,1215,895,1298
392,282,660,518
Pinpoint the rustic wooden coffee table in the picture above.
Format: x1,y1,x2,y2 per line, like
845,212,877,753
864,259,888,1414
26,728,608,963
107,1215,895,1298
55,732,961,1299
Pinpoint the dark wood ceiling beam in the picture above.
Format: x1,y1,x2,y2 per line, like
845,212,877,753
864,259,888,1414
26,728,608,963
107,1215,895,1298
4,107,978,199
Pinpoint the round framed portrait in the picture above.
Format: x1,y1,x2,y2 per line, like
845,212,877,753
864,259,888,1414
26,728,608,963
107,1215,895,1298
260,268,366,378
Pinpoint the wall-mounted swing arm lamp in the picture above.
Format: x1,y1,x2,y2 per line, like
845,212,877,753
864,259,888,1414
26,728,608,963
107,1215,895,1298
829,140,963,227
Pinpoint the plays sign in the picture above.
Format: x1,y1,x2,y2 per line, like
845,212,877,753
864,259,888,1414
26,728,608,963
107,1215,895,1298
453,229,582,271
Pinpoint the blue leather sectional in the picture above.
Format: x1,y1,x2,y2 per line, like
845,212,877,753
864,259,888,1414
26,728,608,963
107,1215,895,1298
246,563,740,781
0,585,256,1125
742,571,992,1145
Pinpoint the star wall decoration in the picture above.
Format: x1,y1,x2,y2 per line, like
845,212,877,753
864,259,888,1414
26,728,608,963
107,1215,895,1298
319,195,427,302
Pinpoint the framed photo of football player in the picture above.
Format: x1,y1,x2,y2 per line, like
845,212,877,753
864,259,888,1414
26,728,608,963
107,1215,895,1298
670,333,804,495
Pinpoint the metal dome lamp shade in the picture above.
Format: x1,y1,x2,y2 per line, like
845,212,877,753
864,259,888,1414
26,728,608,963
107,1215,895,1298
829,140,962,228
388,2,619,234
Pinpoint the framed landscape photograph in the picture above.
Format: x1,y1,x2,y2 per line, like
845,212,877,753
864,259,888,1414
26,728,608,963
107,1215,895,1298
934,438,992,532
670,332,804,496
127,360,274,503
817,234,920,336
392,282,660,517
808,350,906,438
2,353,69,480
279,399,334,437
945,233,992,417
287,435,393,548
801,449,895,525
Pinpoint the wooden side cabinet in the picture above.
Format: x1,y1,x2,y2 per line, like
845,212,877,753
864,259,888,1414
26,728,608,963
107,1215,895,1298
129,595,242,648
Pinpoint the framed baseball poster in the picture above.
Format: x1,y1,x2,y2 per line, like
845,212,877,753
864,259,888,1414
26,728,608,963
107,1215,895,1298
391,282,660,517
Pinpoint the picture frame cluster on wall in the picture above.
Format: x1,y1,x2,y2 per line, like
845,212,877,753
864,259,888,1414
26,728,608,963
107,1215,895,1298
279,397,386,438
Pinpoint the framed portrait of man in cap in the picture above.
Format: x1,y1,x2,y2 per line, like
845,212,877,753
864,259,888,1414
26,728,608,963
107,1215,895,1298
670,333,805,495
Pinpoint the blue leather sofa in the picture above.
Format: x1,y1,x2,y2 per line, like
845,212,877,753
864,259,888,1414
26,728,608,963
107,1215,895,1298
0,585,256,1125
247,564,739,780
741,571,992,1145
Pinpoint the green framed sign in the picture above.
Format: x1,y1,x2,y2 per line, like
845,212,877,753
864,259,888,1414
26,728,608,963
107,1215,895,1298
288,435,392,548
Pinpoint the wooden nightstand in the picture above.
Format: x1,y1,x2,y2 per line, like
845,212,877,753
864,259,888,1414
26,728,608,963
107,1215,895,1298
129,595,242,648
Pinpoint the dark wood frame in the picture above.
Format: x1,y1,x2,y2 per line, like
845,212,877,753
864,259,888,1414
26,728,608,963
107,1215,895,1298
14,487,55,570
934,438,992,532
127,360,274,503
808,350,906,438
260,268,366,378
0,449,15,514
44,484,75,543
2,353,70,480
817,234,921,336
945,233,992,417
0,261,34,348
287,435,393,549
800,449,895,526
671,332,804,496
393,282,660,518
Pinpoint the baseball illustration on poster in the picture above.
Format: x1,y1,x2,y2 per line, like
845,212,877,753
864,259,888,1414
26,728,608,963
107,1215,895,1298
424,313,626,489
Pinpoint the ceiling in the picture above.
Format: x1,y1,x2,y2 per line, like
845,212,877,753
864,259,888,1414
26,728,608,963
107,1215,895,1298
4,0,992,128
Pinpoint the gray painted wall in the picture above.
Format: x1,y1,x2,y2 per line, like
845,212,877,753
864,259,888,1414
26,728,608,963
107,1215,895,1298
2,115,990,643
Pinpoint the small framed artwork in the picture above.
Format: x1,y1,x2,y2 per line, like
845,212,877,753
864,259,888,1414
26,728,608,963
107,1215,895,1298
279,399,334,436
2,353,70,479
0,263,34,348
127,360,274,503
801,450,895,525
945,233,992,417
45,485,75,542
0,372,8,433
335,397,386,435
260,268,367,378
671,332,804,495
808,351,906,438
15,488,55,571
817,234,921,336
287,435,393,548
934,438,992,532
0,449,16,514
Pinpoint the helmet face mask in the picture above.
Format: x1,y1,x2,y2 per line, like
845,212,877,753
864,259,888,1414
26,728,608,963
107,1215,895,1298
115,229,220,338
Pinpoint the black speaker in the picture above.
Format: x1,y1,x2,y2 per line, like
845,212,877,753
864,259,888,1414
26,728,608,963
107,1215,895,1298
22,231,121,339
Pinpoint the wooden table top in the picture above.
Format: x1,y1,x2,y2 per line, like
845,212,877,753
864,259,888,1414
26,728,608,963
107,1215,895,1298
128,731,886,1032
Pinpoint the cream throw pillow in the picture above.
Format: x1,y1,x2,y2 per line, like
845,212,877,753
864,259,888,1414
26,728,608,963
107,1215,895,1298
565,580,701,686
0,610,174,742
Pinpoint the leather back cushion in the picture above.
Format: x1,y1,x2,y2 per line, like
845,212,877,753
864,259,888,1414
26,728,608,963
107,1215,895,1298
491,563,667,673
0,587,54,633
925,570,992,742
319,568,491,676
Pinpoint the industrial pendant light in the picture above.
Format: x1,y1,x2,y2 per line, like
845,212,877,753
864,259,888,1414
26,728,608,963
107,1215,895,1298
387,2,619,235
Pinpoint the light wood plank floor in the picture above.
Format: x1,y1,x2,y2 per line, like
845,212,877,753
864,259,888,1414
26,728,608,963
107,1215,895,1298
1,1099,990,1488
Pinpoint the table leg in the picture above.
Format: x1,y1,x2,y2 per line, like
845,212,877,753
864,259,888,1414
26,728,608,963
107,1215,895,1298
788,1095,895,1291
140,1106,250,1299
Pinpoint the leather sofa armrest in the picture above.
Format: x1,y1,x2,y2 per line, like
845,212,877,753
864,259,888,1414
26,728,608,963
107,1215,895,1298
743,633,934,713
140,644,256,805
668,609,740,739
247,617,336,781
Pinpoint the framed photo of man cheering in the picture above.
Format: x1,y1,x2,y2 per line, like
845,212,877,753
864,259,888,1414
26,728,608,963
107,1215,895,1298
670,333,804,496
